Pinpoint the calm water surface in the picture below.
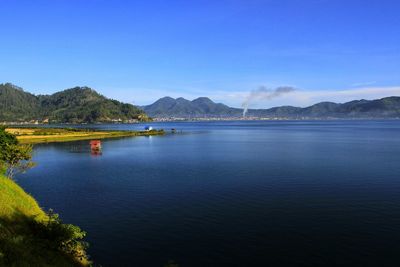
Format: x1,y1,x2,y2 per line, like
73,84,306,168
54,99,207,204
18,121,400,266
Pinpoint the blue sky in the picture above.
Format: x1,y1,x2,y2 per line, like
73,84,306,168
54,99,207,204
1,0,399,108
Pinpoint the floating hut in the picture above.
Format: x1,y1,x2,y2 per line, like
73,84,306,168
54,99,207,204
90,140,102,150
90,140,102,156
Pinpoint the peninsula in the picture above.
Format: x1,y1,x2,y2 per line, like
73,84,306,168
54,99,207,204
6,127,164,144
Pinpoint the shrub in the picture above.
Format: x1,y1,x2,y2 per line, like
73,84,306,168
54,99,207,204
0,126,35,179
0,210,90,266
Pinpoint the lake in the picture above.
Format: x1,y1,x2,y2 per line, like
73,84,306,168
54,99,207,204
18,120,400,266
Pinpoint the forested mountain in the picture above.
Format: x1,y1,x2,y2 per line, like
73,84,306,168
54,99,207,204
143,96,240,117
0,83,147,123
143,96,400,118
0,84,41,121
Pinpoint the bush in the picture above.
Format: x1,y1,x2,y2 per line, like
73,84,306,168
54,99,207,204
0,126,35,179
0,210,90,266
30,210,89,262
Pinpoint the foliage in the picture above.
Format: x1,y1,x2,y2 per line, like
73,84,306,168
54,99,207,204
0,83,146,123
29,210,89,262
0,127,35,179
2,144,35,179
0,83,40,122
0,126,18,149
0,194,90,266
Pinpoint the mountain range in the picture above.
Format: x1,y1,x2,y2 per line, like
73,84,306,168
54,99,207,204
143,96,400,119
2,82,400,122
0,83,147,123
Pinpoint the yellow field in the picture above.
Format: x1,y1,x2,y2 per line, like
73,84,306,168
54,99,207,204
6,127,164,144
5,128,36,135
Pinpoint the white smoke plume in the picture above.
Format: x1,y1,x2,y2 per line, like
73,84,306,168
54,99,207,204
242,86,296,117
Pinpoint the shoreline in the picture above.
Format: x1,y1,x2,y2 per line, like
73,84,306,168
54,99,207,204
6,127,165,144
2,117,400,125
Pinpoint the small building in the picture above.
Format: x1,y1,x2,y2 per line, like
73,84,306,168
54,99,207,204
144,126,153,131
90,140,102,150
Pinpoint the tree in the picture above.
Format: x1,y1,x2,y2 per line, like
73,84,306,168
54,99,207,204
0,126,35,179
0,126,18,148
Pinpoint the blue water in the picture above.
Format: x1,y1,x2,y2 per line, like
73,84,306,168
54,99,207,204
18,121,400,266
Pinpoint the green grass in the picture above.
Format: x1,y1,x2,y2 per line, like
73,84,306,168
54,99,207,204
0,173,46,220
0,173,88,266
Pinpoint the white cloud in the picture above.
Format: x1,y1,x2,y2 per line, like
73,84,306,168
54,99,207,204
351,81,377,87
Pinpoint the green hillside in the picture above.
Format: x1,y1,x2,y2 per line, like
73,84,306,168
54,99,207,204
0,83,40,122
0,83,148,123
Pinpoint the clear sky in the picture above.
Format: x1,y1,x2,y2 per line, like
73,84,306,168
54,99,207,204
1,0,399,108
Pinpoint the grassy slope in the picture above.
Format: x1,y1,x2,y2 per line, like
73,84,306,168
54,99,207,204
0,174,86,266
0,173,46,220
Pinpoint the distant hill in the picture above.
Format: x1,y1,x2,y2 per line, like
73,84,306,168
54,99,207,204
0,83,147,123
143,96,241,117
143,96,400,118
